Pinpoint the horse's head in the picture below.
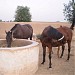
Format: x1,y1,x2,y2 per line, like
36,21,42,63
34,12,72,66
5,31,12,47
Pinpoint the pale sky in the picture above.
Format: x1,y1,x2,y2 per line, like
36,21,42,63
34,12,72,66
0,0,69,22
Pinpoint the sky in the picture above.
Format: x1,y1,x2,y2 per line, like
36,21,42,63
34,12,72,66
0,0,69,22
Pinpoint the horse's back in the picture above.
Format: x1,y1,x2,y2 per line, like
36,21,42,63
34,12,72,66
41,26,63,40
57,26,73,41
22,24,33,36
22,24,33,33
13,24,33,39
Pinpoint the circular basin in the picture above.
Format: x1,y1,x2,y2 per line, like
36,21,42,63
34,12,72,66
0,39,39,75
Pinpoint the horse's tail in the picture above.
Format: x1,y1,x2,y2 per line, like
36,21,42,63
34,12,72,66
70,19,75,30
70,24,74,30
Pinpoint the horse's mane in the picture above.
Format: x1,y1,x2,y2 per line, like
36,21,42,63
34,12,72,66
70,18,75,30
10,24,20,31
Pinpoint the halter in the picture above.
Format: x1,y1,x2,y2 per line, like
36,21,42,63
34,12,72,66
9,30,14,41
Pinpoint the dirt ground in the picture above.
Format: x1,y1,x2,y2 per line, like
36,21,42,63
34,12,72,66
34,40,74,75
0,22,75,75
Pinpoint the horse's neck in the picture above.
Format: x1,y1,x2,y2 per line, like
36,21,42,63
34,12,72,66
10,24,19,32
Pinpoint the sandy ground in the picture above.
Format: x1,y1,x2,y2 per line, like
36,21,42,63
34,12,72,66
0,22,75,75
34,40,74,75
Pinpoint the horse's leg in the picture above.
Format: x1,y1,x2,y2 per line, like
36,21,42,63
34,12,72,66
30,34,33,40
48,47,52,68
51,50,53,54
67,42,71,60
60,45,65,58
57,46,60,58
41,46,46,64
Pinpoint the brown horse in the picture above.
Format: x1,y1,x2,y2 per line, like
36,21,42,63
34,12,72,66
5,24,33,47
40,25,73,68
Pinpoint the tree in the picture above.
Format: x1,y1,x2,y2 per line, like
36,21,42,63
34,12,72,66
0,19,2,22
63,0,75,28
14,6,32,22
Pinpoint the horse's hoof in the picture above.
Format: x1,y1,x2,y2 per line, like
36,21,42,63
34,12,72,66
66,58,69,61
67,58,69,60
49,66,52,68
41,62,44,64
60,56,62,58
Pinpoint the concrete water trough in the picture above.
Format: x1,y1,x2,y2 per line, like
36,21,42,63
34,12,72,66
0,39,39,75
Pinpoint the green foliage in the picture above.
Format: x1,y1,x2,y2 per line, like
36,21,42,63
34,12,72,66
0,19,2,22
14,6,32,22
63,0,75,23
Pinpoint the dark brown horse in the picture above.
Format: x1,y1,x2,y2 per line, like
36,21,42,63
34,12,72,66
5,24,33,47
40,25,73,68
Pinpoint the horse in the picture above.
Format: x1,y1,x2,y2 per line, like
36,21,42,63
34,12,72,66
40,25,73,68
5,24,33,47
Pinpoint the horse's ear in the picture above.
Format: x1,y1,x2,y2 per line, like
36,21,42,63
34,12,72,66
5,30,7,34
9,31,12,34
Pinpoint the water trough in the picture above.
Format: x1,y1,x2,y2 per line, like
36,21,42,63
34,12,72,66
0,39,39,75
